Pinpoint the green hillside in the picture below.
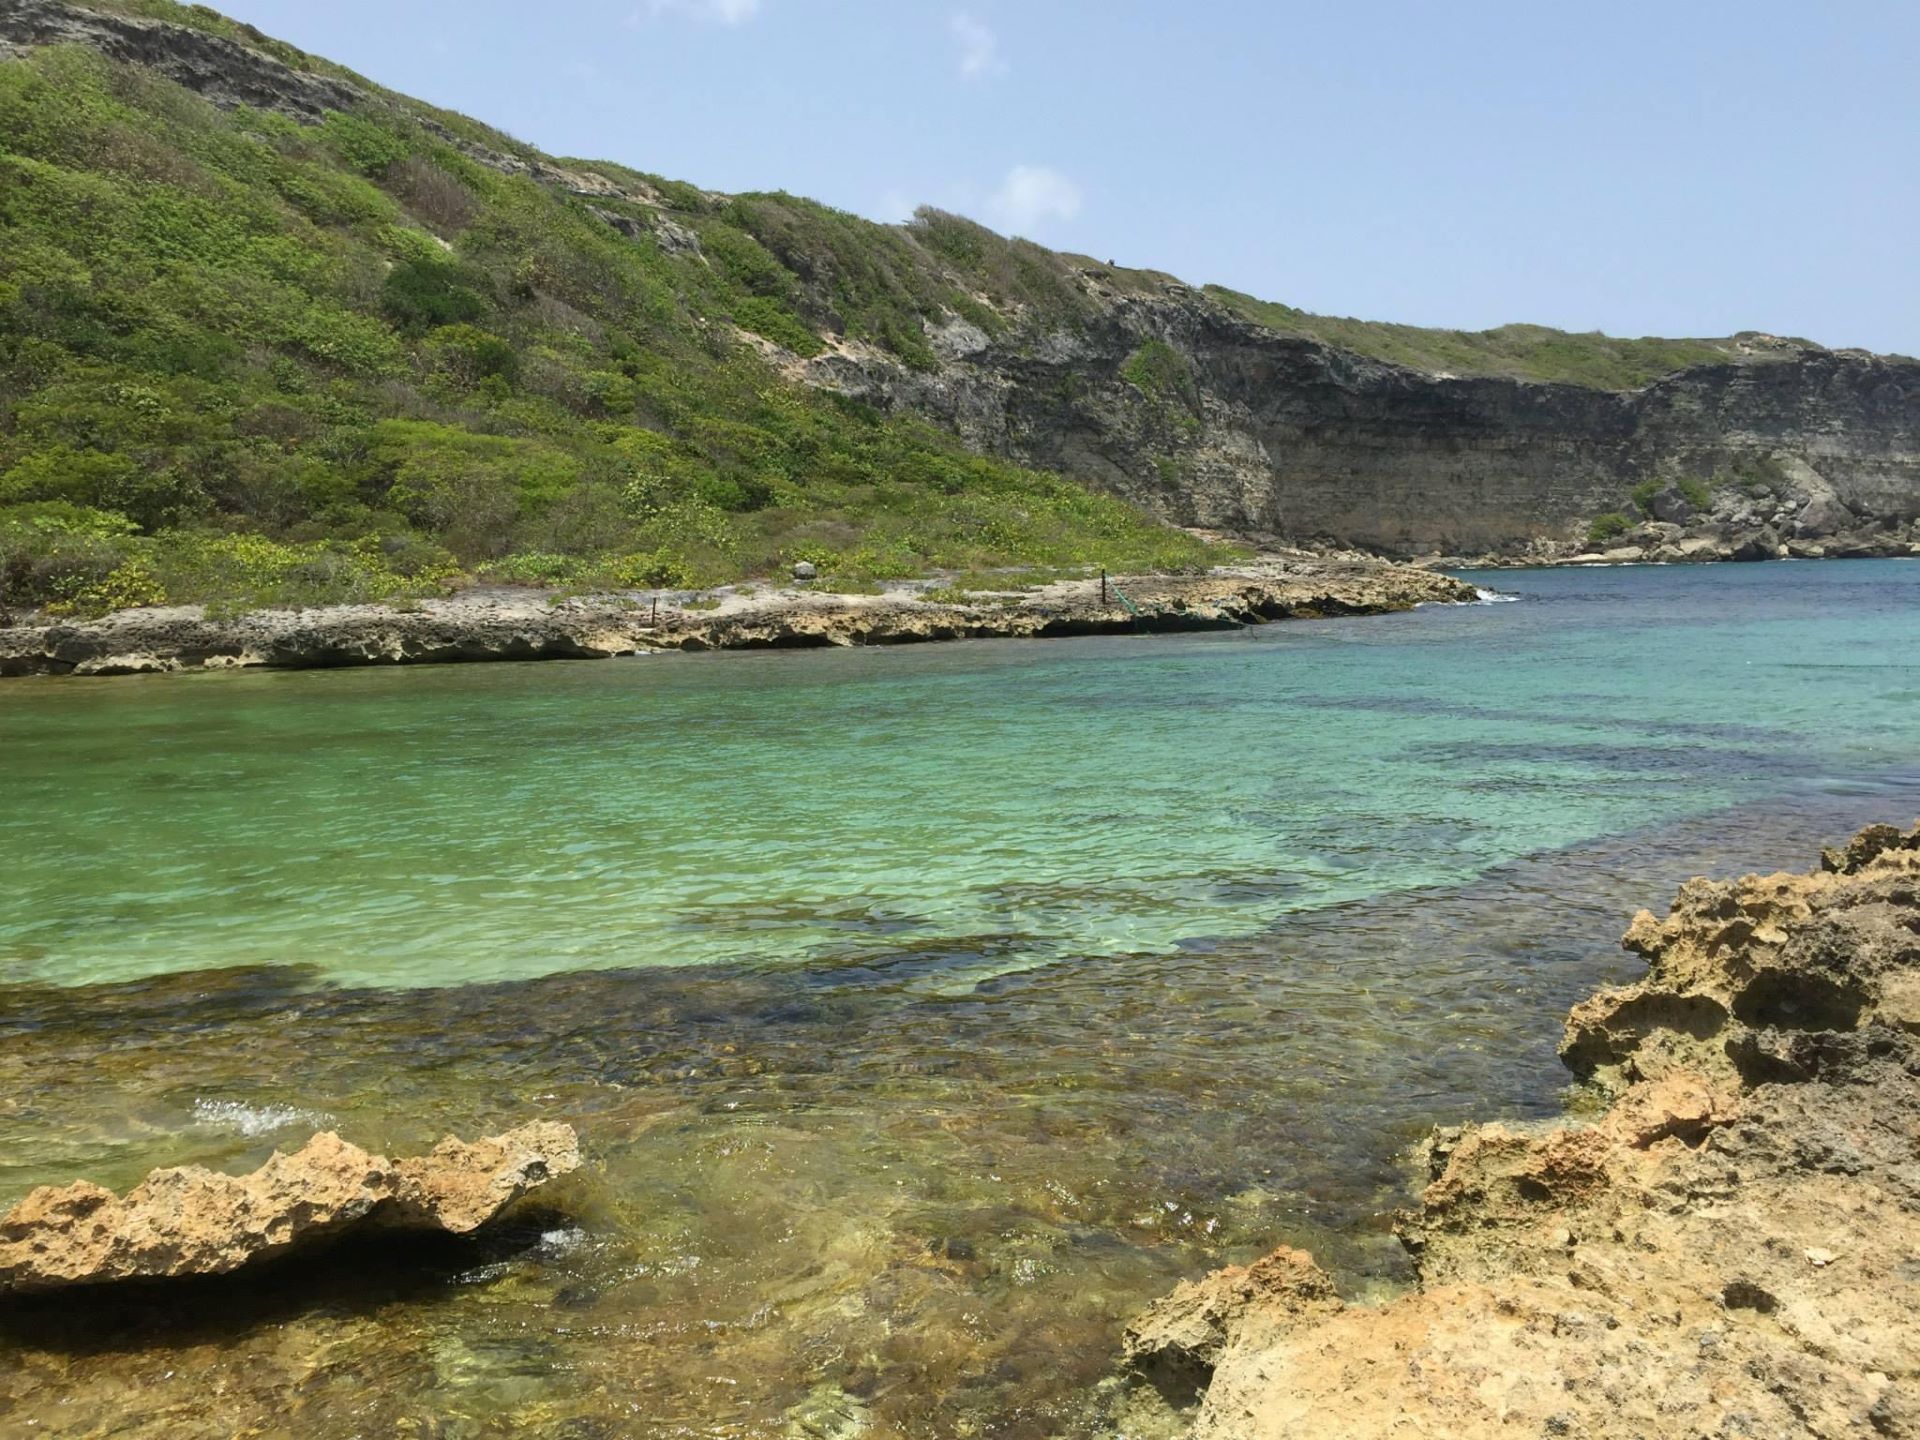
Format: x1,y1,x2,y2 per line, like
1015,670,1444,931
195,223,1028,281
0,2,1792,614
0,16,1216,613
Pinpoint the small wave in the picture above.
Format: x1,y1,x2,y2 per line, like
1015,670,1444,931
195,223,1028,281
191,1098,333,1138
538,1225,589,1258
1418,588,1522,609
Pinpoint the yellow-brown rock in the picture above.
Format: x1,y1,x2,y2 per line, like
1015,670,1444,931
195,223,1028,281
0,1121,580,1293
1130,822,1920,1438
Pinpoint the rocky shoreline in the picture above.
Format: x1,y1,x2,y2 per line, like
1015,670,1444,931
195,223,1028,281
0,557,1473,678
1419,475,1920,570
1123,821,1920,1438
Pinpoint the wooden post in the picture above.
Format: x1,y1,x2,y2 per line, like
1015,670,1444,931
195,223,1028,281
651,595,658,625
1101,569,1108,605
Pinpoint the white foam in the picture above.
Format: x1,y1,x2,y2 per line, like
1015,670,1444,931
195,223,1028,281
190,1098,332,1138
538,1226,588,1257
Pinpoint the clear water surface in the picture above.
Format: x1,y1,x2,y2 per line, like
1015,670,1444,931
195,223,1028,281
0,559,1916,1437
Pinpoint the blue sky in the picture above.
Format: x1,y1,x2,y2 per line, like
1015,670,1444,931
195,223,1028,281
220,1,1916,355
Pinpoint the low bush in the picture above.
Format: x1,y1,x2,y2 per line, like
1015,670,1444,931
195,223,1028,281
1586,512,1633,545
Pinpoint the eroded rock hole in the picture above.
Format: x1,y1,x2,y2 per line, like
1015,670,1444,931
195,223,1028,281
1732,970,1867,1032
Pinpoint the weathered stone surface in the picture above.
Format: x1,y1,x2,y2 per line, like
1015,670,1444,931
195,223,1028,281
1122,1246,1341,1402
1136,823,1920,1438
0,1122,580,1292
816,305,1920,560
0,559,1473,678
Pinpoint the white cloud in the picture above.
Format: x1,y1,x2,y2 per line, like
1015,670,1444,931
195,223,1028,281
637,0,762,25
950,13,1006,80
985,165,1082,235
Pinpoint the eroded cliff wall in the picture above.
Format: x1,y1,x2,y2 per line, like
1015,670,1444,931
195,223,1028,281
808,294,1920,558
8,1,1919,562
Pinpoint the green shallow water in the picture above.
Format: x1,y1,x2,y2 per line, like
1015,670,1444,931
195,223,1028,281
0,559,1918,1438
5,561,1919,992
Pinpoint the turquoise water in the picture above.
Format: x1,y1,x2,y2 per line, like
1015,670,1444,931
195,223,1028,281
1,560,1918,1438
3,561,1918,991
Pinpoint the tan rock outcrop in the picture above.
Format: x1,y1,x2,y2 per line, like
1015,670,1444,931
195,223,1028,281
0,1121,580,1293
1131,822,1920,1438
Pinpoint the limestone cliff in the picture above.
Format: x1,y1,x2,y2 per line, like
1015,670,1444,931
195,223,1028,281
5,1,1917,564
808,297,1920,561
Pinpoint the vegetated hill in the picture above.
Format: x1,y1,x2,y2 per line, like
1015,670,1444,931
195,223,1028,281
2,2,1915,614
0,0,1227,614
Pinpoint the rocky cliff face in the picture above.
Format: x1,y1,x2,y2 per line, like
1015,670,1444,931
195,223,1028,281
807,294,1920,560
8,2,1919,563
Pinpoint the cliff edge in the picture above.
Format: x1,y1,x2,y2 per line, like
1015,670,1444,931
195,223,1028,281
2,2,1914,569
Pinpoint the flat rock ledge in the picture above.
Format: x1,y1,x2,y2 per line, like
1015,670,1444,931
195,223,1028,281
0,558,1474,678
0,1121,580,1293
1125,822,1920,1439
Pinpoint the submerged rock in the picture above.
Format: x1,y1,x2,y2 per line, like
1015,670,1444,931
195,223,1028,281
1131,822,1920,1438
0,1122,580,1293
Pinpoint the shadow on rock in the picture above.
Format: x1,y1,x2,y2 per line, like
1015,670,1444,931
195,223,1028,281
0,1206,575,1354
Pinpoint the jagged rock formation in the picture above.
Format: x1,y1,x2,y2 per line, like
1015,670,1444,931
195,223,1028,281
0,1122,581,1292
0,558,1474,676
3,3,1913,564
1126,823,1920,1438
813,304,1920,561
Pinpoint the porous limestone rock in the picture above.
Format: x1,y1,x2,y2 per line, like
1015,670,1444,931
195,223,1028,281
1131,823,1920,1439
0,1122,581,1292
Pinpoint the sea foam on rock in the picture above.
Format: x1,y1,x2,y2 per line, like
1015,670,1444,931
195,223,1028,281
0,1122,581,1293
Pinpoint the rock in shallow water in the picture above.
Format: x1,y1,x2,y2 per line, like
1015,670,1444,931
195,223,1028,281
1130,822,1920,1438
0,1121,580,1293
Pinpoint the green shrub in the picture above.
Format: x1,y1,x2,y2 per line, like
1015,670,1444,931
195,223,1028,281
731,295,824,356
423,323,518,386
1629,478,1661,516
1677,475,1713,510
1586,512,1633,545
380,256,493,333
1122,340,1198,407
481,551,584,586
317,110,411,178
0,502,140,609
